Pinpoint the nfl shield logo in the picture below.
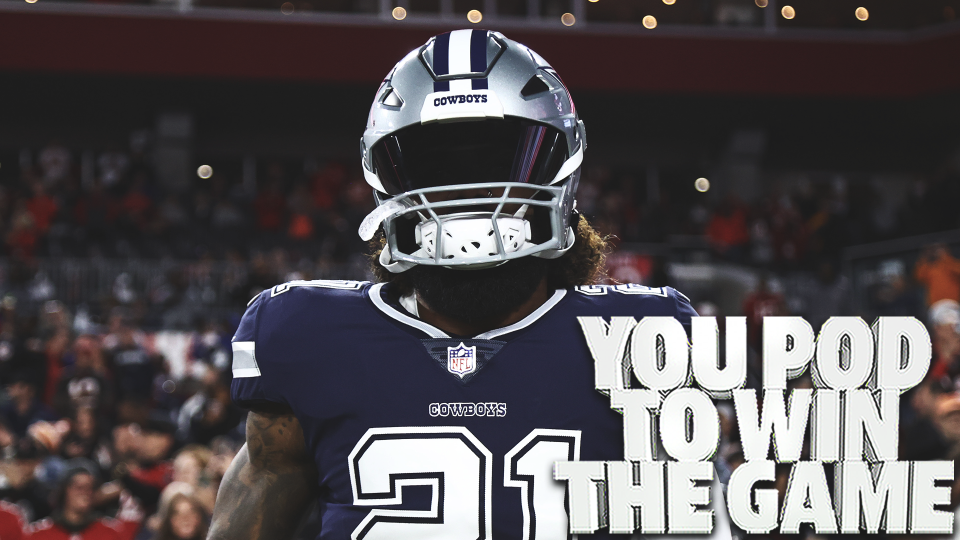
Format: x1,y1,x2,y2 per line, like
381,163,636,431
447,343,477,378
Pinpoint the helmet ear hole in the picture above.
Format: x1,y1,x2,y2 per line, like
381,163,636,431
529,204,553,245
394,216,421,255
381,88,403,108
520,76,550,98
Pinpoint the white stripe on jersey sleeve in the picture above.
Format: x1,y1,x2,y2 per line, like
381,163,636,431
231,341,261,378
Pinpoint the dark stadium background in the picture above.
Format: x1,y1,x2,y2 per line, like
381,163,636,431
0,0,959,538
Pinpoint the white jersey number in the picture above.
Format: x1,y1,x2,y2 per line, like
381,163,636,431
348,427,580,540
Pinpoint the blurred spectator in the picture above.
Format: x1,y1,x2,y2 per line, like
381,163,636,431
60,407,111,472
935,393,960,460
706,196,750,262
28,466,139,540
114,417,175,512
253,179,286,234
120,176,154,235
872,259,918,317
2,375,57,440
73,180,120,255
25,182,58,236
928,300,960,382
176,372,242,446
104,321,155,404
916,243,960,308
7,203,39,259
797,261,848,330
310,162,345,210
148,492,207,540
901,379,952,461
37,142,71,187
53,335,114,421
287,183,315,242
97,150,129,191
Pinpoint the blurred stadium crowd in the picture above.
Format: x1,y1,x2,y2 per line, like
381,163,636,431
0,134,957,539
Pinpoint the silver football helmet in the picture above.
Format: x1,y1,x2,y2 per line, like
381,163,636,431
359,29,587,272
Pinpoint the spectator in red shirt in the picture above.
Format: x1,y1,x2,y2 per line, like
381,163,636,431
0,500,26,540
916,243,960,308
27,467,139,540
26,182,58,235
7,202,39,259
120,175,153,232
310,162,346,210
287,183,315,241
253,179,286,233
73,180,120,253
707,196,750,262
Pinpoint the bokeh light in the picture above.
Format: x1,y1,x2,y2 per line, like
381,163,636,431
392,6,406,20
643,15,657,28
197,165,213,179
467,9,482,23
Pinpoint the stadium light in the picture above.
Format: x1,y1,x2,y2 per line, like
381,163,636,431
781,5,795,19
392,6,407,20
855,7,869,20
467,9,482,23
643,15,657,28
561,13,576,25
695,178,710,192
197,165,213,179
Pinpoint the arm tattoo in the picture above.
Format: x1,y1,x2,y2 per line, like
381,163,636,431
207,411,318,540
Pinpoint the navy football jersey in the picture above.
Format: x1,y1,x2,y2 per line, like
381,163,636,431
230,280,727,540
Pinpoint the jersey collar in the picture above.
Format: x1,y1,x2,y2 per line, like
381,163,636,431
367,282,566,340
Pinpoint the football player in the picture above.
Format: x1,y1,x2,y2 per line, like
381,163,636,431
209,30,731,540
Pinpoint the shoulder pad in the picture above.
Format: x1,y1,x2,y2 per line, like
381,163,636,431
267,279,367,298
573,284,670,297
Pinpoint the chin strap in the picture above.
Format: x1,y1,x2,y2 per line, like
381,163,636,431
379,247,418,273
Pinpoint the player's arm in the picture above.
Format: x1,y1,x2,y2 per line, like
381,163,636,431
207,409,318,540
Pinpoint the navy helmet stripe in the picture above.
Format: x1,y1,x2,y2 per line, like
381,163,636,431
433,32,450,76
470,29,487,73
471,79,488,90
433,32,451,92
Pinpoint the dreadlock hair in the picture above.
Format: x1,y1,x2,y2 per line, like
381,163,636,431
368,213,610,296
